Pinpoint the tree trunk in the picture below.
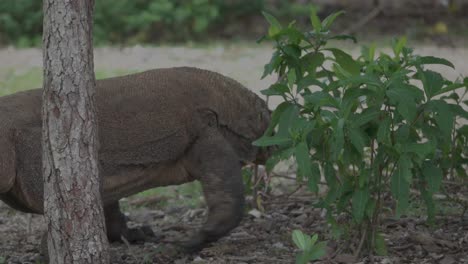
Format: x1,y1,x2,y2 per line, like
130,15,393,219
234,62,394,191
42,0,109,263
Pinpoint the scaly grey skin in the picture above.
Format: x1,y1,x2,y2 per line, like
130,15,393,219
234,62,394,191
0,67,271,252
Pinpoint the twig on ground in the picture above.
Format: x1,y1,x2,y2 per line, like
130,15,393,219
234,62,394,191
287,184,304,198
226,255,291,263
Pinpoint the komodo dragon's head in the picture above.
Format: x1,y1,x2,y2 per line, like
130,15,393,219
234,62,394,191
217,87,273,166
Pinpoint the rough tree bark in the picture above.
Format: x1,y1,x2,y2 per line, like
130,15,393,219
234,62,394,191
42,0,109,263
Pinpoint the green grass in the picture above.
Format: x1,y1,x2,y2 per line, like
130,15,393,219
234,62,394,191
130,181,203,208
0,68,43,96
0,67,138,96
119,181,203,213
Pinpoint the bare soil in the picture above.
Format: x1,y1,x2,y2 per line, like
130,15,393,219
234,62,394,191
0,45,467,263
1,186,467,264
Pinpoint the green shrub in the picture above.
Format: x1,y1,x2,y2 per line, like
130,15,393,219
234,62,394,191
0,0,42,47
0,0,316,46
255,9,468,256
94,0,221,43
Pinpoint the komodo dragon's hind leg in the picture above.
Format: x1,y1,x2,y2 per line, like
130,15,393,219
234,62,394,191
181,128,245,252
104,201,156,243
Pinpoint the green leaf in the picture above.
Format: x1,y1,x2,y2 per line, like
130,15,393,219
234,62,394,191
280,27,306,44
416,56,455,69
434,82,465,96
301,241,327,262
297,75,325,92
310,234,318,245
253,136,291,147
262,11,282,37
339,74,381,88
292,230,310,251
308,163,321,193
262,51,282,78
283,44,302,59
327,48,360,75
322,10,345,29
333,63,352,80
404,142,434,161
301,52,325,77
265,146,295,172
422,163,443,193
386,87,419,121
419,70,444,99
353,111,380,127
309,7,322,32
348,126,366,155
295,141,314,186
352,186,369,223
377,116,391,144
304,91,339,109
277,104,300,137
392,36,407,58
287,69,297,89
420,186,436,225
428,100,454,137
331,118,345,160
374,233,388,256
366,199,376,219
361,43,376,61
359,168,370,188
260,83,289,96
263,102,292,136
327,34,357,43
391,156,412,217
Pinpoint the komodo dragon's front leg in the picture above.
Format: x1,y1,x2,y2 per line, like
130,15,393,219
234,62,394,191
180,125,245,252
104,201,155,243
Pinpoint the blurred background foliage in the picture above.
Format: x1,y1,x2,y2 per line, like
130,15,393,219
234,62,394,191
0,0,467,47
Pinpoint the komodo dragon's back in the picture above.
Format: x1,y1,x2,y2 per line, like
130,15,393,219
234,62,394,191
96,67,270,166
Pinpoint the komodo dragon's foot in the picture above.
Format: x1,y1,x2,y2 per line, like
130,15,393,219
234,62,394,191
175,233,207,253
104,201,159,244
121,225,158,243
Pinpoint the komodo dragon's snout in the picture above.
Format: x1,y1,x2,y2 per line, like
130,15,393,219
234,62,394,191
0,67,272,254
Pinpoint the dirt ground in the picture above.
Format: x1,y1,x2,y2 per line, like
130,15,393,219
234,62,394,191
0,44,467,263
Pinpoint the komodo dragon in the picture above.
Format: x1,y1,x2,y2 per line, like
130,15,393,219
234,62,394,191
0,67,271,251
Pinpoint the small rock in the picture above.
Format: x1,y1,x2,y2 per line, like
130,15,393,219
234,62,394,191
290,208,304,216
271,212,288,221
334,254,356,263
381,258,393,264
295,213,308,224
193,256,204,262
174,257,189,264
439,256,456,264
272,242,286,249
262,220,275,232
248,209,262,218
